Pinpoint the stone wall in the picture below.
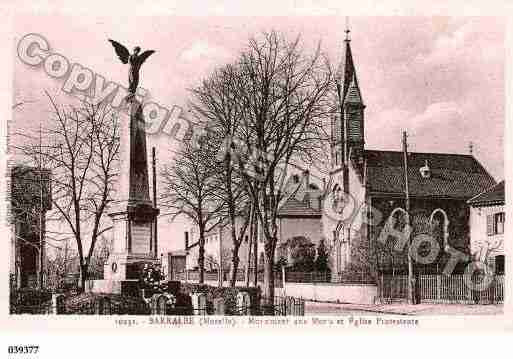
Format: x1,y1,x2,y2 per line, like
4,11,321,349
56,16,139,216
282,282,378,305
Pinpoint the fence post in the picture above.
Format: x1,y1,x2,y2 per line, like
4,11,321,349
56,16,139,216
237,292,251,315
466,274,473,304
436,275,441,302
213,297,225,315
286,296,295,315
52,294,65,314
379,274,384,303
191,293,207,315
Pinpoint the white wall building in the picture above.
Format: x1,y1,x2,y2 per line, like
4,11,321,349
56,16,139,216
468,181,505,274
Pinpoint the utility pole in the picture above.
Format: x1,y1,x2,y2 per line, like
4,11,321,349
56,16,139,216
402,131,415,304
38,123,44,290
152,147,158,258
219,226,223,287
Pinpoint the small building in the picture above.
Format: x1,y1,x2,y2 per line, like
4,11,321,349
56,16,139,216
184,219,255,273
468,181,505,274
9,165,52,289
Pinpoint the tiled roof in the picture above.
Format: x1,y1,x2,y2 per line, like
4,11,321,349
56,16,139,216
468,180,504,206
365,150,496,199
278,197,321,218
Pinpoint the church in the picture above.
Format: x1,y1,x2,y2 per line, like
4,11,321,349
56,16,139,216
321,31,496,279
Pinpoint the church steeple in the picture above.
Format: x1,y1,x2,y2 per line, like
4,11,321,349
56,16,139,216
341,34,358,104
332,23,365,171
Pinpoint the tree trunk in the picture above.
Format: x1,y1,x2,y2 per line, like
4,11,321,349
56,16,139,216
79,263,88,293
198,226,206,284
262,248,275,314
229,246,240,287
245,234,252,287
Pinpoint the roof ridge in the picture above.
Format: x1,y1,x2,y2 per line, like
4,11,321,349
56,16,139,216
365,149,475,157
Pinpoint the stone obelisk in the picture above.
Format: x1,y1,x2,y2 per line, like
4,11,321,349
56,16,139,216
103,98,159,281
89,41,158,295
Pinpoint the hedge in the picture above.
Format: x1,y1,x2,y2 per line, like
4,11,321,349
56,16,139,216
64,293,150,315
10,288,53,314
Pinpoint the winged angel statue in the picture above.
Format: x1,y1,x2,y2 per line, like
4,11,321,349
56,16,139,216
108,39,156,96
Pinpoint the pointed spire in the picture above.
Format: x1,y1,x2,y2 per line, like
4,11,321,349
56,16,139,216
335,20,361,106
344,71,363,104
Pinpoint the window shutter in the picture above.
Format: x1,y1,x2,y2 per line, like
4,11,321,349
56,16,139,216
486,214,494,236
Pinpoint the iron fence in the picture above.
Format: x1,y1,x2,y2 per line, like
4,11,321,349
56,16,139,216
379,274,504,304
259,296,305,316
285,271,331,283
175,270,283,288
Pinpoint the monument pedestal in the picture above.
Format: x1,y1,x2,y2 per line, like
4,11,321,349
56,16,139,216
88,98,159,296
104,203,159,282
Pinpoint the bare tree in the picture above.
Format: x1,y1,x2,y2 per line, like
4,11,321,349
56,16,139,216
15,94,120,291
160,131,224,284
189,64,252,287
224,31,334,300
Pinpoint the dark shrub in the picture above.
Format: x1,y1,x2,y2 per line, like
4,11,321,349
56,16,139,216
10,289,53,314
64,293,150,315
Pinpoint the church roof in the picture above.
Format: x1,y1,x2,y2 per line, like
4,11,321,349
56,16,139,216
467,180,504,207
277,197,322,218
365,150,496,199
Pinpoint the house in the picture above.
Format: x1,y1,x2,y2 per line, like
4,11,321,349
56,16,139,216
182,169,325,274
467,181,505,274
182,217,255,273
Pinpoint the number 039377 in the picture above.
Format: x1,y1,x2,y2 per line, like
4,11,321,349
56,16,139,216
8,346,39,355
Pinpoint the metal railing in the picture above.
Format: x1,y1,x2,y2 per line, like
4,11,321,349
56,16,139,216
260,296,305,316
285,271,331,283
379,274,504,304
175,270,283,288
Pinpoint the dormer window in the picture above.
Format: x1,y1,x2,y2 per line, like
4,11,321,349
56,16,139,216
420,160,431,179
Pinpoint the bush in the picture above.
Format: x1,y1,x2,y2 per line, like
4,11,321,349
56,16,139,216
10,288,53,314
64,293,150,315
179,283,261,315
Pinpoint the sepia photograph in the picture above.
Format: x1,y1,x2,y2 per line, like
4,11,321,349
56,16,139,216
1,6,510,355
7,13,506,319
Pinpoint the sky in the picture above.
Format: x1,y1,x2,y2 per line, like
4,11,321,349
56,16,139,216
11,15,504,255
